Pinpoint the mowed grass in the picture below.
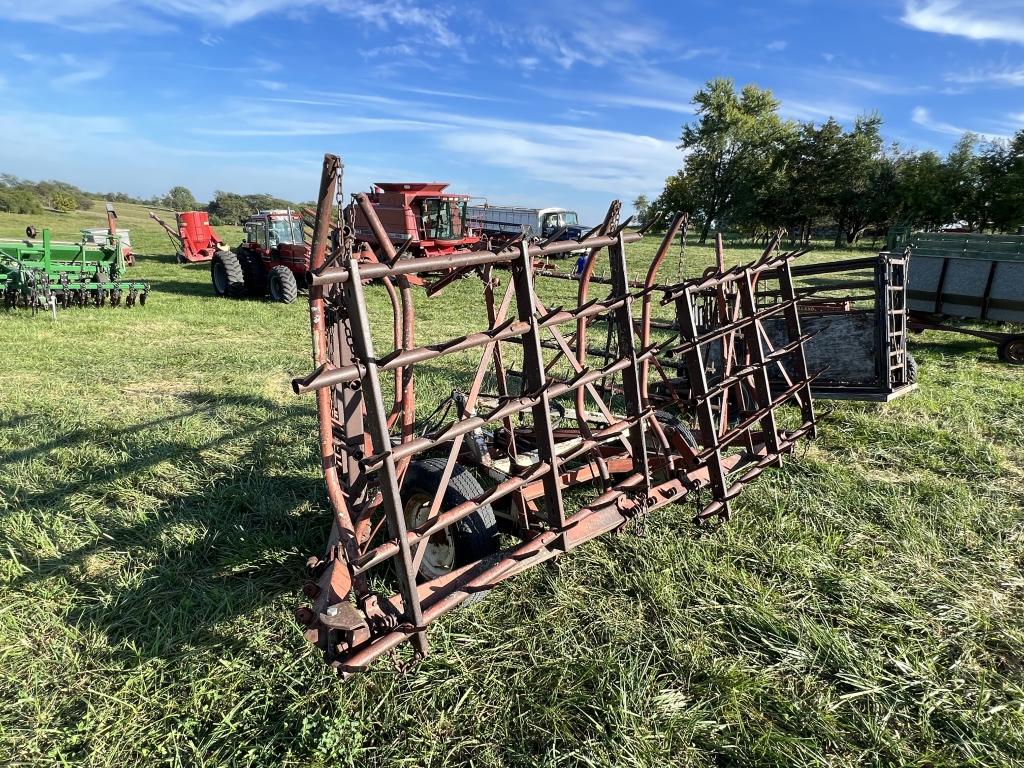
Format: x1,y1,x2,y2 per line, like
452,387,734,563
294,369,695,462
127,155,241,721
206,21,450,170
1,201,1023,767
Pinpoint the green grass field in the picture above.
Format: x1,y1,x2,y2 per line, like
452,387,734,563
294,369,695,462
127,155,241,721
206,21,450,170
1,201,1023,767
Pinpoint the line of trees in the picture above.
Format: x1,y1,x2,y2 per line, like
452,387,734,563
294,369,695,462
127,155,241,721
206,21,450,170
0,175,95,215
635,79,1024,245
0,175,306,226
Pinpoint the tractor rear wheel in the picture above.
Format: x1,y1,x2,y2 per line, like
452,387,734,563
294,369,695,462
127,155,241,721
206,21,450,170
268,265,298,304
211,251,246,298
238,248,268,297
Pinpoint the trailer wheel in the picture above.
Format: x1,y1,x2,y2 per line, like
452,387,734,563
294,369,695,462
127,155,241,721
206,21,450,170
400,458,499,600
211,251,246,298
906,353,919,384
238,248,268,297
998,335,1024,366
268,265,298,304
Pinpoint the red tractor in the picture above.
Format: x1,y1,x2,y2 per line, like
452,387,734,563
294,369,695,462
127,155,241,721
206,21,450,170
211,209,310,303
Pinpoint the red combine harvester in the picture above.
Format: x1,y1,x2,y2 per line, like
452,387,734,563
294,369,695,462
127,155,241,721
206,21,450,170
352,182,480,259
149,210,228,264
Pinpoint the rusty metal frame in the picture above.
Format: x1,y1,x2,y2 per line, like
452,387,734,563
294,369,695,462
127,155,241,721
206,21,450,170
292,155,817,676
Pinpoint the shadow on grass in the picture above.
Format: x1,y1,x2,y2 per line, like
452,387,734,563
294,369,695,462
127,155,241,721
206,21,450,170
908,331,1001,362
5,391,329,661
145,276,216,298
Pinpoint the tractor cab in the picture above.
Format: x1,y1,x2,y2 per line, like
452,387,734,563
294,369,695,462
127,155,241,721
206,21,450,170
243,210,305,252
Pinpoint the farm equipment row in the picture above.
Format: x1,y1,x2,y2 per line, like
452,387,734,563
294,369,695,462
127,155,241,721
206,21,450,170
0,226,148,312
290,155,818,676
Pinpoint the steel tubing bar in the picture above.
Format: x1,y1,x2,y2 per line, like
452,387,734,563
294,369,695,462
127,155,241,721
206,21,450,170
292,290,639,394
509,242,567,530
343,258,428,657
363,354,643,471
312,231,644,286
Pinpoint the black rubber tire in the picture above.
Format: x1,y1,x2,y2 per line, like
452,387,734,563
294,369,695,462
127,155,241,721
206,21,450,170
654,410,698,450
267,265,298,304
997,335,1024,366
238,248,268,297
400,458,499,605
905,353,919,384
211,251,246,298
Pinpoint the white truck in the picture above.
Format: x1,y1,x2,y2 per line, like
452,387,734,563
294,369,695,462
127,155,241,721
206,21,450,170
466,204,586,243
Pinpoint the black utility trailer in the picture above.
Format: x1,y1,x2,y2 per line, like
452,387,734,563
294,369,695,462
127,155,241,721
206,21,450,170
888,227,1024,365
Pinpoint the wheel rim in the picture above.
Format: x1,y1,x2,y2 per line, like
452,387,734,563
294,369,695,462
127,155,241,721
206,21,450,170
269,274,281,300
1005,340,1024,365
403,492,456,580
213,262,226,293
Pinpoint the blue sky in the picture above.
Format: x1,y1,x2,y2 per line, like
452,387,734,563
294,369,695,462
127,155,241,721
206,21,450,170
1,0,1022,222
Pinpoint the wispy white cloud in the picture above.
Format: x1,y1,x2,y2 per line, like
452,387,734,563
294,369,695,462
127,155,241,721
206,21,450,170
436,120,680,196
0,0,461,47
594,94,696,114
911,105,1008,140
779,99,859,122
198,95,681,197
766,40,788,52
902,1,1024,44
52,66,109,87
518,57,539,74
196,115,443,137
251,79,286,92
946,65,1024,86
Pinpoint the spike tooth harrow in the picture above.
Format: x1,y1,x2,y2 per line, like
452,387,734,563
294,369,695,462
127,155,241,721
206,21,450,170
292,154,817,676
0,228,148,312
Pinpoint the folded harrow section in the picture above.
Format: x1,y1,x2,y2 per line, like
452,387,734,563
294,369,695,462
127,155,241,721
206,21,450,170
291,155,817,676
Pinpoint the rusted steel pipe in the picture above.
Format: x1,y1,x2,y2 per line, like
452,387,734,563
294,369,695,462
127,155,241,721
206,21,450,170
292,290,640,394
311,230,643,286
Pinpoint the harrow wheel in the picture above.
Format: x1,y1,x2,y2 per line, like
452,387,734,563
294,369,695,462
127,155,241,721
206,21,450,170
268,265,298,304
998,335,1024,366
400,458,499,597
211,251,246,298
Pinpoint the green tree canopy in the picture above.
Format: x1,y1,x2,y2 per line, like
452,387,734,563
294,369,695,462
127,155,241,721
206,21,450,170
164,186,198,212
